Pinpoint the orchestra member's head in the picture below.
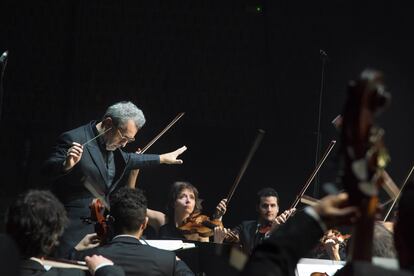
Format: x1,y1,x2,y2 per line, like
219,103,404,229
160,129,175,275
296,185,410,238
372,221,396,258
394,182,414,269
109,187,148,237
166,181,203,222
100,101,146,150
256,187,280,224
5,190,68,258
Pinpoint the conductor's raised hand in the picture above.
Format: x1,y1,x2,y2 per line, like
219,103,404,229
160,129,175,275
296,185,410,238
159,146,187,164
63,142,83,171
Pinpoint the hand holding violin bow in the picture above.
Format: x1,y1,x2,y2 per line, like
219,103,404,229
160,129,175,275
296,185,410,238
274,208,296,225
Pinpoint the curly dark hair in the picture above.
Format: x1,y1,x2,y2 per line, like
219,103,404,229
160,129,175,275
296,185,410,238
256,187,279,205
5,190,68,258
109,187,148,234
166,181,203,220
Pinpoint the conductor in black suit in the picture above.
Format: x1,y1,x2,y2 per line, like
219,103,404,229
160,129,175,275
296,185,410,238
73,187,194,276
5,189,125,276
42,101,187,257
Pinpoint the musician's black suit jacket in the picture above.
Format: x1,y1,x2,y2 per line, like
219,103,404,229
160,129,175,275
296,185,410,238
0,234,19,276
74,236,194,276
42,121,160,257
241,211,325,276
20,259,125,276
231,220,265,255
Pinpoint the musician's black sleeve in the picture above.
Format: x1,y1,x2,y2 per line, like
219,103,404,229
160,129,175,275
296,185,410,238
174,259,195,276
95,265,125,276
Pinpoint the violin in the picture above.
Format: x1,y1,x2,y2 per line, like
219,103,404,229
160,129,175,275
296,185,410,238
319,229,351,250
178,213,223,238
311,228,351,262
89,198,111,243
257,208,296,235
257,222,273,235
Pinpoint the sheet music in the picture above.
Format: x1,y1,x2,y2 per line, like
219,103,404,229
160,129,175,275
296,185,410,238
142,239,196,251
295,257,399,276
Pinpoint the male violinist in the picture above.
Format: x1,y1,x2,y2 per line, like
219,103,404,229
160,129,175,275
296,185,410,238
5,189,126,276
42,101,187,258
224,187,295,254
72,187,194,276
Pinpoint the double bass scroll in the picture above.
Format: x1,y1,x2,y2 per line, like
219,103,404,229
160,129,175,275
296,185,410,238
340,69,391,262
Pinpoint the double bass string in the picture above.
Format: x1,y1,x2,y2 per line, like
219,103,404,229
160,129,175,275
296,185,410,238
383,163,414,221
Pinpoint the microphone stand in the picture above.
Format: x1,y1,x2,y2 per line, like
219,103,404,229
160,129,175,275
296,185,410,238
312,50,329,197
0,51,8,124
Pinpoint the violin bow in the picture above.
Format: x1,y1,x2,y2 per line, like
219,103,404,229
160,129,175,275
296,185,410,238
43,257,88,270
225,129,265,207
139,112,185,154
82,176,110,210
300,194,321,207
127,112,185,188
383,163,414,221
380,170,400,200
290,140,336,210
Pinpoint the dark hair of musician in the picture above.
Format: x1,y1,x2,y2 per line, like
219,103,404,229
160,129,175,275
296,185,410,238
110,187,147,234
5,190,68,258
394,181,414,269
372,221,396,258
256,187,279,205
166,181,203,219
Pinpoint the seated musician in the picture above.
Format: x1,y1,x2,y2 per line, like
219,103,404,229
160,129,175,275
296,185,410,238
73,187,194,276
310,228,348,261
5,189,125,276
241,193,360,276
158,181,228,242
313,221,396,262
225,187,295,255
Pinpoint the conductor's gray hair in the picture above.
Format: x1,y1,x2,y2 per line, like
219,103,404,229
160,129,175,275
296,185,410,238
103,101,146,129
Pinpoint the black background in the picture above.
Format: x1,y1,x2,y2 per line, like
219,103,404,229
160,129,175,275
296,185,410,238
1,0,413,229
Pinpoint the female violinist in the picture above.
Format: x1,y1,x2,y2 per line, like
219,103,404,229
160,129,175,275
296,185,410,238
158,181,228,242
